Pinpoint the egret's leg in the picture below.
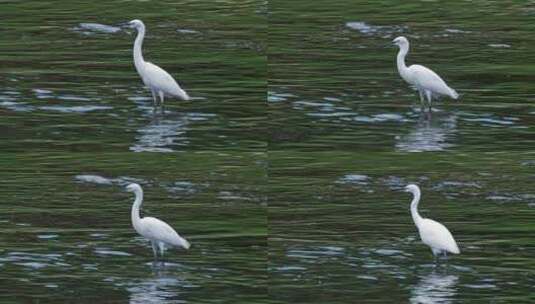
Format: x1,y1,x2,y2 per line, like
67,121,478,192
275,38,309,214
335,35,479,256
159,242,166,257
432,248,440,264
158,91,165,113
158,242,166,265
425,90,432,111
433,255,438,267
159,91,165,105
151,241,158,260
418,90,425,109
151,90,158,107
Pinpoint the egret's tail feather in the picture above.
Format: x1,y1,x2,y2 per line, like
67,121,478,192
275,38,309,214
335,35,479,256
175,89,190,101
449,87,459,100
176,237,191,250
447,241,461,254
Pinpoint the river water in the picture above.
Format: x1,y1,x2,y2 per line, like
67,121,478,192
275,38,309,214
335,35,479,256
270,0,535,303
3,0,535,303
0,0,266,303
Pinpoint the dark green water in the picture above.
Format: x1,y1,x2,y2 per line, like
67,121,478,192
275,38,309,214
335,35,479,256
270,0,535,303
0,0,266,303
3,0,535,303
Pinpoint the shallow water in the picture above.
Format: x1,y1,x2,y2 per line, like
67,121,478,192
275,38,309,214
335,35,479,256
0,0,266,303
269,152,535,303
269,0,535,303
0,0,266,153
3,0,535,302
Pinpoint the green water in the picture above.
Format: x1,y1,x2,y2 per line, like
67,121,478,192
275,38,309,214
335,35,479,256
270,0,535,303
2,0,535,303
0,0,266,303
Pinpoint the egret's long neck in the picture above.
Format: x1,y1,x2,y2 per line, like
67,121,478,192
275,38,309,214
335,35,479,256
133,26,146,71
131,188,143,230
396,44,409,79
410,189,423,227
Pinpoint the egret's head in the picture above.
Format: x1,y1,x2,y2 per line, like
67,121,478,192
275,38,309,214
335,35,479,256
393,36,408,47
404,184,419,193
126,183,142,193
128,19,145,30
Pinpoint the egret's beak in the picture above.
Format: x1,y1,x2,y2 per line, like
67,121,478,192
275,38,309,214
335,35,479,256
118,22,134,35
117,21,131,28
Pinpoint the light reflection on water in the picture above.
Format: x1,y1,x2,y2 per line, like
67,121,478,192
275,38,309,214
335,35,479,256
130,115,190,153
0,0,266,301
130,111,218,153
396,112,457,152
410,271,459,304
127,265,196,304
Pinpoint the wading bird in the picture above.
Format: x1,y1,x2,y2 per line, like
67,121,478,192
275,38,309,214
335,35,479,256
126,183,190,260
127,19,190,110
393,36,458,111
404,184,460,260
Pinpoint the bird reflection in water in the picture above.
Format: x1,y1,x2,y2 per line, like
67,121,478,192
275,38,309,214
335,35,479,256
130,113,190,153
127,266,190,304
396,112,457,153
410,270,459,304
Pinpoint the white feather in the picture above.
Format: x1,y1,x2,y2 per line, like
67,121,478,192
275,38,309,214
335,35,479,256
129,19,190,106
138,217,190,249
418,218,460,254
405,184,460,257
408,64,458,99
127,183,191,260
394,36,459,105
141,61,190,100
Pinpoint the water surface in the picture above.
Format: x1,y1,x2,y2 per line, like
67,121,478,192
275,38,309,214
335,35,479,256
269,0,535,302
0,0,267,303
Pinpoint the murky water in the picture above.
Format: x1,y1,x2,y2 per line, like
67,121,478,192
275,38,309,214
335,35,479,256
269,0,535,303
3,0,535,302
269,153,535,303
0,0,266,303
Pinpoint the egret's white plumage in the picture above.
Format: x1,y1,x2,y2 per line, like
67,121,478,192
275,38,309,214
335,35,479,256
126,183,190,259
128,19,190,108
405,184,460,258
393,36,458,109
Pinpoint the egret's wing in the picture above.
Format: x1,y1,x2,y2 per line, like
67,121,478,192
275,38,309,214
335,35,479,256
140,217,190,249
409,64,455,97
143,62,189,100
419,218,460,254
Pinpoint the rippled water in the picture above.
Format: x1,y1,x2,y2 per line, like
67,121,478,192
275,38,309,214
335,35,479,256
270,0,535,303
269,152,535,303
4,0,535,302
1,0,266,153
0,0,266,303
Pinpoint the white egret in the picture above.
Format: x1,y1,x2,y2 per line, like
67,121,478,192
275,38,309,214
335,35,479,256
126,183,190,260
393,36,459,110
404,184,460,260
127,19,190,109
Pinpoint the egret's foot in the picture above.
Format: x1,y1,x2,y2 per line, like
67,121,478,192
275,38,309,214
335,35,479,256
426,110,432,121
432,252,442,265
152,106,165,116
151,260,167,271
419,105,425,114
